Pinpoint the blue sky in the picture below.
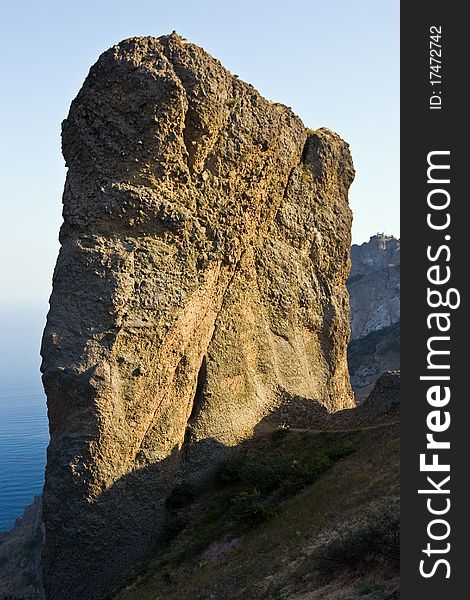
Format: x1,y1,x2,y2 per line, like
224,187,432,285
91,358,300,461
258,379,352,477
0,0,399,380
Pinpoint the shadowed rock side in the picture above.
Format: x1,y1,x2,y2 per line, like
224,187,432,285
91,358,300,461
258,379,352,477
40,33,354,600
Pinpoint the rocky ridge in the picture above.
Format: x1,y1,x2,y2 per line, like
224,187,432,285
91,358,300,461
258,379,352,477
40,33,355,599
347,235,400,400
348,234,400,340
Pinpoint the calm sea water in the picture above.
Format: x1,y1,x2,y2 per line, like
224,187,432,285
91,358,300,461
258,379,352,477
0,384,49,531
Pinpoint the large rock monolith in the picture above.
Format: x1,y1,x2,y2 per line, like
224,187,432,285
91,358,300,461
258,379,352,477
41,33,355,599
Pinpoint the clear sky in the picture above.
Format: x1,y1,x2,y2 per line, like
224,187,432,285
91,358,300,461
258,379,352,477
0,0,399,379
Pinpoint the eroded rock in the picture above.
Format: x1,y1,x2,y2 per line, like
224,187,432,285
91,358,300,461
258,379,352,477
41,33,355,599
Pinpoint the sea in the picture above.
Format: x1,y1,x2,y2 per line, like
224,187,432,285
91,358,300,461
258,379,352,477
0,381,49,531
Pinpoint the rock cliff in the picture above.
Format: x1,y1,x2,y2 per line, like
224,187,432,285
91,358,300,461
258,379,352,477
348,234,400,340
347,235,400,400
40,33,355,599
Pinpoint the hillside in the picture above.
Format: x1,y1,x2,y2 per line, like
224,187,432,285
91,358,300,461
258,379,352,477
110,390,400,600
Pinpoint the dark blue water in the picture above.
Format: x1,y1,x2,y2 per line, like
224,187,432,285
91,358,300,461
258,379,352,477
0,384,49,531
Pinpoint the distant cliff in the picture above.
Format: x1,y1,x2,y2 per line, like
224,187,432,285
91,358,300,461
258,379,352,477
347,235,400,400
348,235,400,340
40,33,355,600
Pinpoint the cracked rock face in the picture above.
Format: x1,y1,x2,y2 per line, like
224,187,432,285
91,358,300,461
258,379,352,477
41,34,355,599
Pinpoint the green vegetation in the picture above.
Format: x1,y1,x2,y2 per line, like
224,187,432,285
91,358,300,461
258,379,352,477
348,322,400,375
314,502,400,574
112,422,400,600
213,431,355,525
230,489,272,526
163,430,356,544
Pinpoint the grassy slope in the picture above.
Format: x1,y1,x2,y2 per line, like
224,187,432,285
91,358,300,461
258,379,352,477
111,419,399,600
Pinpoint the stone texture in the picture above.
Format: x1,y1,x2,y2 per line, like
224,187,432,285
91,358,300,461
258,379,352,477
348,234,400,339
347,234,400,400
40,33,355,599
